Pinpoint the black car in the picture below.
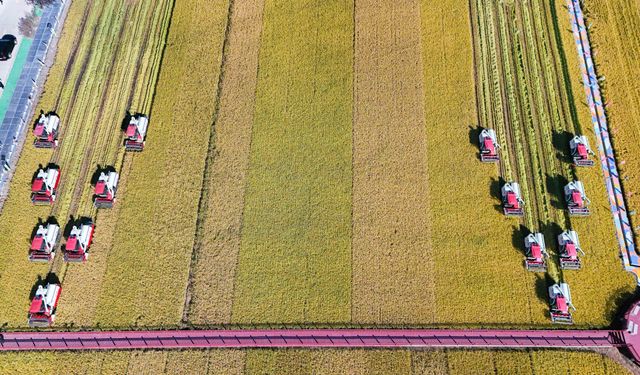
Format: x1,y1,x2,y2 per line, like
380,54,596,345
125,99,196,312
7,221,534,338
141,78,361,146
0,35,18,61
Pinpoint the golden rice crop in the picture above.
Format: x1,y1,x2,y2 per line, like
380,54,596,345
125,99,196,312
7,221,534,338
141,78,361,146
188,0,266,325
231,0,353,324
351,0,434,324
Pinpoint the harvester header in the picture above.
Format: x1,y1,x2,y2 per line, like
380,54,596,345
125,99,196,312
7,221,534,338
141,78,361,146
28,282,61,327
33,113,60,148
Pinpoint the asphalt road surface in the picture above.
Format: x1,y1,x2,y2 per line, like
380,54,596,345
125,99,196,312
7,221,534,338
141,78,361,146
0,0,32,87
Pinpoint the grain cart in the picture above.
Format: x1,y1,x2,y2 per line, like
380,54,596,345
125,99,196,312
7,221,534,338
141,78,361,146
63,219,94,262
28,282,61,327
502,182,524,217
479,128,499,162
93,170,119,208
549,283,575,324
29,223,60,262
570,135,595,167
124,114,148,151
565,181,590,216
524,232,548,272
31,166,60,205
558,230,585,270
33,113,60,148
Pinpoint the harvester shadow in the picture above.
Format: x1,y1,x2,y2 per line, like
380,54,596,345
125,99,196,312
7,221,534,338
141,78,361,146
469,125,481,160
62,215,77,241
28,276,43,301
490,177,506,214
606,286,640,329
546,173,569,210
90,165,115,186
120,111,132,132
511,224,529,258
29,164,44,188
534,274,553,309
552,129,573,164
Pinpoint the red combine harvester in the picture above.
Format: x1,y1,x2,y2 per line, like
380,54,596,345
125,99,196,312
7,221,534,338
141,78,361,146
63,220,94,262
524,232,548,272
502,182,524,217
558,230,585,270
93,170,119,208
479,128,499,162
29,223,60,262
564,181,590,216
124,114,148,151
28,282,61,327
548,283,575,324
33,113,60,148
570,135,594,167
31,166,60,205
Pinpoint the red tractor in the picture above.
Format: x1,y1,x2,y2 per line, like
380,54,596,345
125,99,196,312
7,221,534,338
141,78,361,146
31,166,60,205
63,219,94,262
124,114,148,151
33,113,60,148
524,232,548,272
549,283,575,324
93,170,119,208
570,135,595,167
28,282,61,327
479,128,499,162
29,223,60,262
502,182,524,217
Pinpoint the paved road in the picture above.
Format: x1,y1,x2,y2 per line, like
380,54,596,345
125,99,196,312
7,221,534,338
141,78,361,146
0,0,32,87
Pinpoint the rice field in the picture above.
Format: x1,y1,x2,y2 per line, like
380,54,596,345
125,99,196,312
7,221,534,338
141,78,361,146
0,0,638,371
0,350,629,374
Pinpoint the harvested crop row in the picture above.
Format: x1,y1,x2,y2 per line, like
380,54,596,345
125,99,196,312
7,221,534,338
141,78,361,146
0,0,166,327
57,0,174,326
187,0,266,325
92,0,232,327
426,0,540,324
231,0,354,324
351,0,434,324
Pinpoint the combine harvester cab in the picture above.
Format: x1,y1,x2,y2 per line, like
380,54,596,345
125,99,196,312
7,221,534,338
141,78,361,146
565,181,590,216
558,230,585,270
93,170,119,208
31,166,60,205
28,282,61,327
501,182,524,217
29,223,60,262
124,114,148,151
33,113,60,148
478,128,499,162
548,283,575,324
63,219,94,262
570,135,594,167
524,232,548,272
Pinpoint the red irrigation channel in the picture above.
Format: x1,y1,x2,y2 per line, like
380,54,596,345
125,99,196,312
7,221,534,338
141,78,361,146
0,329,625,351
